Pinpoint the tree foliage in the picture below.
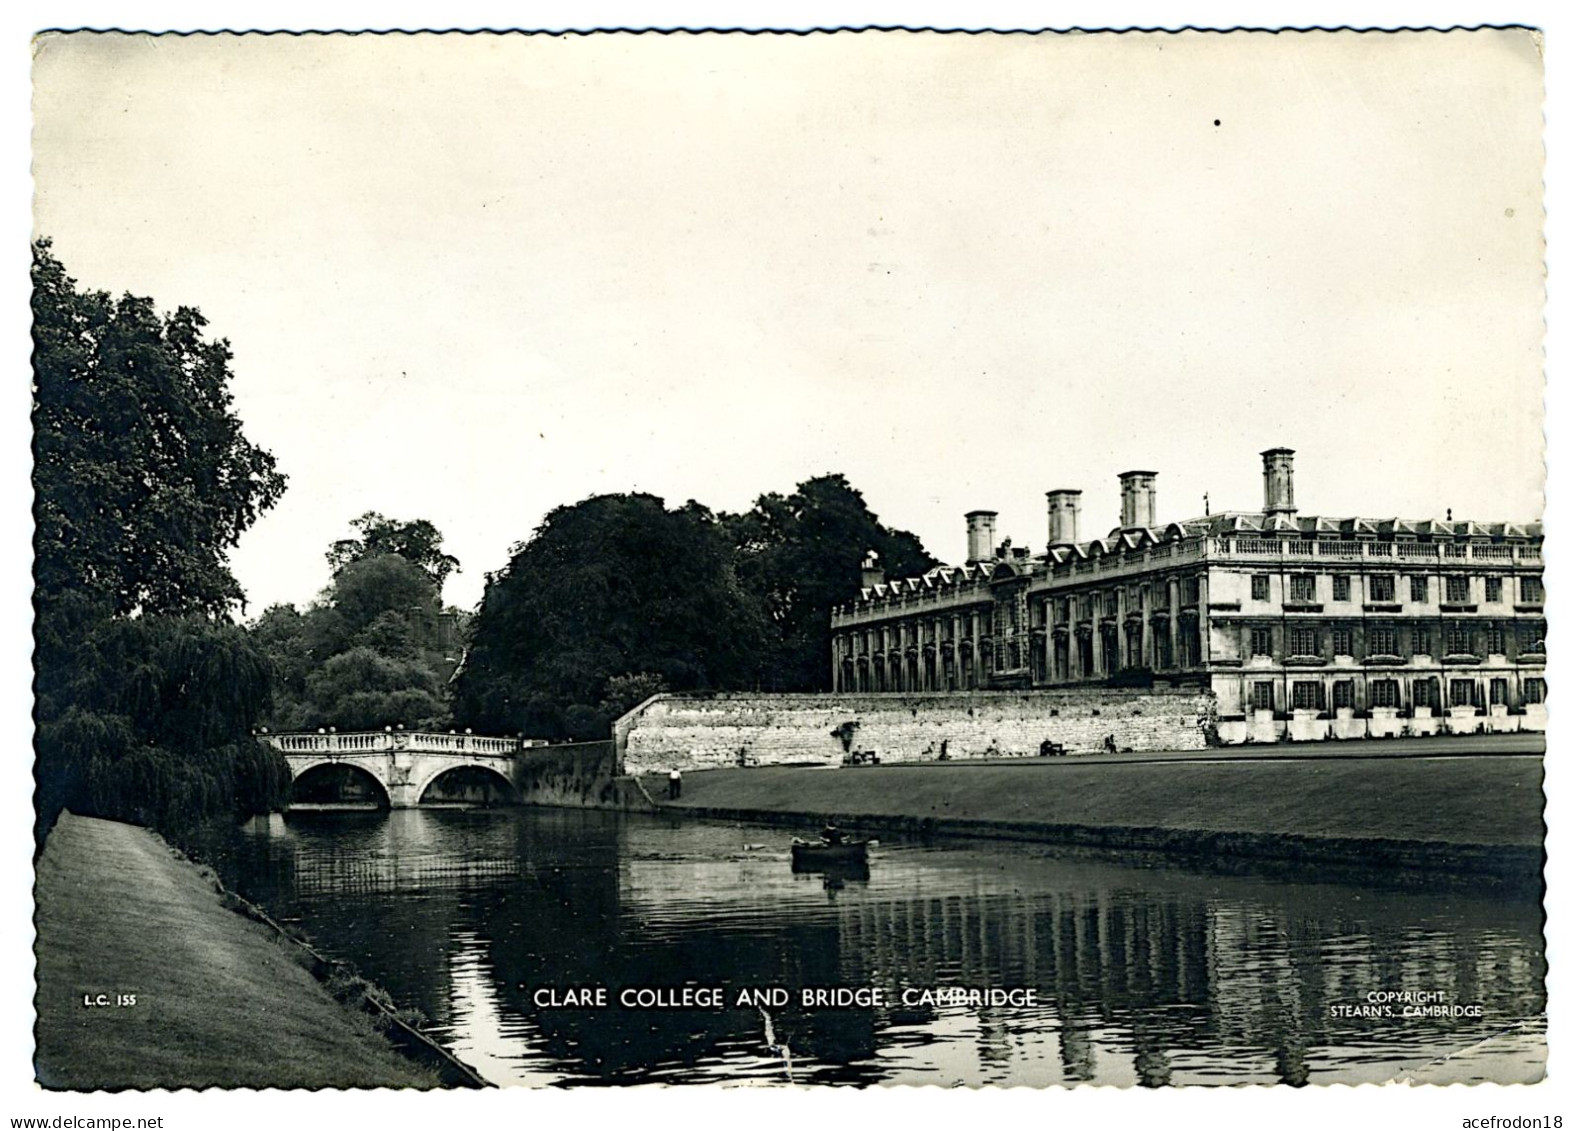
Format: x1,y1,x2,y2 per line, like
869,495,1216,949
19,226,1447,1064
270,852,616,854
452,480,935,739
302,647,448,732
328,511,460,596
32,241,290,843
32,606,291,843
725,474,938,690
34,617,291,841
452,494,768,740
32,240,286,620
597,672,668,721
251,548,458,733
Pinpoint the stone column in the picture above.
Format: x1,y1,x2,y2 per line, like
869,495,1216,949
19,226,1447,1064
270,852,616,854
1141,586,1154,669
1089,594,1104,677
1067,617,1081,683
963,612,976,690
1044,599,1057,682
1168,579,1181,670
968,610,981,688
1114,587,1128,669
1197,573,1211,665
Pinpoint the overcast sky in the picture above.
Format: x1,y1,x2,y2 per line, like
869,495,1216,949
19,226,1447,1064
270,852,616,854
31,29,1546,614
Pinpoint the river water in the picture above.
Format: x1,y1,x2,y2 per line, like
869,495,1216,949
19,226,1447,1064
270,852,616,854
190,807,1545,1087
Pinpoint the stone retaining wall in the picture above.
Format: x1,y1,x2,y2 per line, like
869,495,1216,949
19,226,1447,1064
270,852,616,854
513,741,626,807
617,690,1216,775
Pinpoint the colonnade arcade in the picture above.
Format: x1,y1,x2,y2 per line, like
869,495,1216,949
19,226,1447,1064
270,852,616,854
834,605,990,693
831,567,1209,693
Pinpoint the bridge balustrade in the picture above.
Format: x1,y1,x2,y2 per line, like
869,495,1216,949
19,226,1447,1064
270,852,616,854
268,733,386,754
262,731,524,755
405,732,520,755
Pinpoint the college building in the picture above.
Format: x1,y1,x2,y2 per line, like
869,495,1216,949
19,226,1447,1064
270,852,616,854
829,449,1546,742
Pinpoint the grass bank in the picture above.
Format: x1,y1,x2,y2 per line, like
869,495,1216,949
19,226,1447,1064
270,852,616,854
647,745,1543,878
34,812,461,1090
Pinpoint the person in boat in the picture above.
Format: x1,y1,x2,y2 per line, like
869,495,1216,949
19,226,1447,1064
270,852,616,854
668,767,682,800
821,821,845,846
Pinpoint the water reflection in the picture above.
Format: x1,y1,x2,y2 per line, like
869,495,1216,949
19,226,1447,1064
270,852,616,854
192,809,1546,1087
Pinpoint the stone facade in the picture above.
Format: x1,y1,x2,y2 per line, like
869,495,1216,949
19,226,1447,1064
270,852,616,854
617,690,1215,775
830,448,1545,744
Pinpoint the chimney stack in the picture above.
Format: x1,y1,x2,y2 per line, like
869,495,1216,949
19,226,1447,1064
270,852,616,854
1262,447,1297,515
1118,471,1158,529
965,511,998,564
860,550,885,589
1046,489,1082,547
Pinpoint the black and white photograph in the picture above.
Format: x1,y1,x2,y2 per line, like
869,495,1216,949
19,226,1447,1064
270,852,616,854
15,14,1561,1124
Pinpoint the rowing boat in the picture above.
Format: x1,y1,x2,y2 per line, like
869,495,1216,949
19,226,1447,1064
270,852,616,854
790,838,870,868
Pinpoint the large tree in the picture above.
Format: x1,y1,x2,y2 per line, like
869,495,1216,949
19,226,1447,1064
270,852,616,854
327,511,460,596
35,616,290,837
453,494,768,740
32,240,286,619
251,548,458,733
32,240,290,842
725,474,938,690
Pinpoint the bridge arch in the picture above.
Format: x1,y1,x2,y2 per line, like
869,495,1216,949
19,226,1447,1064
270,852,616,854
415,764,520,806
289,760,391,809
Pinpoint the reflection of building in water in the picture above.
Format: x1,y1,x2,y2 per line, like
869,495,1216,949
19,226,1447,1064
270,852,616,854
288,854,522,896
831,887,1212,1084
273,811,525,897
1204,895,1546,1069
825,869,1545,1086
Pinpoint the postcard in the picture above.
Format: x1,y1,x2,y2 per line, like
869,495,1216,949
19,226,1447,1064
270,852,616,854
26,23,1550,1115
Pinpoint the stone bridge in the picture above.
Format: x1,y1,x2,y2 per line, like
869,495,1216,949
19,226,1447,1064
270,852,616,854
262,731,538,808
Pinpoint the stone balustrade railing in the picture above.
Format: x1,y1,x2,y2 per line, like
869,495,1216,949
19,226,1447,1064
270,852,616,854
1215,538,1540,564
262,731,525,756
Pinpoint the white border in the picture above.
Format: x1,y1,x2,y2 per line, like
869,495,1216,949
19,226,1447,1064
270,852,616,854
4,6,1562,1131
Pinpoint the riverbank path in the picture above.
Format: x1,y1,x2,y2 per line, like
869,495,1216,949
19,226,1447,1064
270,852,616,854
34,812,440,1090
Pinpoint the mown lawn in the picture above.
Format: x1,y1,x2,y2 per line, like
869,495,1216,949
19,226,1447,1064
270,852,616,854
658,753,1544,847
34,812,441,1090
